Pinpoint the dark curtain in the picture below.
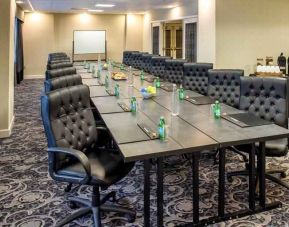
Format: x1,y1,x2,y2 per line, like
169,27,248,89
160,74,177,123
152,26,160,55
15,18,24,84
185,23,197,62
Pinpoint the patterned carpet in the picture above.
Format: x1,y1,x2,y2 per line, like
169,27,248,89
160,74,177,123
1,79,289,227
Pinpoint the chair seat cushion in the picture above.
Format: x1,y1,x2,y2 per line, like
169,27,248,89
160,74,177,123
235,138,288,157
57,149,134,186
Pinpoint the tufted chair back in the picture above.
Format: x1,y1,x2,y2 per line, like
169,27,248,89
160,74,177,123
132,52,148,69
141,54,155,73
41,85,98,170
164,59,187,84
123,51,138,65
183,63,213,95
47,62,74,70
46,67,77,80
48,58,71,65
151,56,171,78
48,52,67,61
44,74,83,93
240,77,288,128
208,69,243,108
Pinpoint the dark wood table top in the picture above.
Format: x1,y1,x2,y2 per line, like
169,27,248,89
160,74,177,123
85,67,289,161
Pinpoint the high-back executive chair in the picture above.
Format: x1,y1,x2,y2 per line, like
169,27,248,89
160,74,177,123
164,59,187,84
41,85,135,226
227,77,289,190
45,67,77,80
208,69,244,108
44,74,82,93
150,56,171,78
183,63,213,95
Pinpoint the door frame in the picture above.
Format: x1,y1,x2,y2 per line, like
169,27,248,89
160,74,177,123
151,15,198,59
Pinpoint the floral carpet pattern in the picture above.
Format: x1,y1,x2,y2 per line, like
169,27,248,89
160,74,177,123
1,79,289,227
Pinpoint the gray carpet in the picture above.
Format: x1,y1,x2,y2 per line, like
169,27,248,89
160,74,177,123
1,79,289,227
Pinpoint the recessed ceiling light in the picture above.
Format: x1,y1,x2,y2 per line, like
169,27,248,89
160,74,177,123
95,4,115,8
88,9,104,12
16,0,24,4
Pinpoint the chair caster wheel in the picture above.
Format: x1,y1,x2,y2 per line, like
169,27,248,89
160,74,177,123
64,183,72,192
280,172,287,178
125,214,136,223
69,201,79,209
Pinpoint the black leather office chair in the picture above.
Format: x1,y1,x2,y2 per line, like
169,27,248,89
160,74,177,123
208,69,244,108
183,63,213,95
123,51,138,65
134,52,148,69
47,62,74,70
44,74,83,93
48,58,71,65
41,85,136,226
141,54,155,73
48,52,68,61
45,67,77,80
151,56,171,78
227,77,289,190
164,59,187,84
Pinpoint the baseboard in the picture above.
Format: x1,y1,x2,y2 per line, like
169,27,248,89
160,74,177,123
0,115,15,138
24,75,44,79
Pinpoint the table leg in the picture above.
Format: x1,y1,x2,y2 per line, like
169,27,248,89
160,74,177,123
157,157,164,227
192,152,200,223
144,159,151,227
258,141,266,208
218,148,225,217
248,143,256,211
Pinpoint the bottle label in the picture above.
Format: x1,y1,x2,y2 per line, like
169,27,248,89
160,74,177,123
159,126,165,140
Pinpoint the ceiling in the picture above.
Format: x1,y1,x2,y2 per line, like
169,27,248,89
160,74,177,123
17,0,190,14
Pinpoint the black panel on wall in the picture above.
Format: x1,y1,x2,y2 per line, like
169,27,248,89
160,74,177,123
152,26,160,55
185,23,197,62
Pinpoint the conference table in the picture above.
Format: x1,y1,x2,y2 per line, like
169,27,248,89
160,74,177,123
76,63,289,227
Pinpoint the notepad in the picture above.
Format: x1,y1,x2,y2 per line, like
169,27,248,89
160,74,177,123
160,84,174,92
137,123,159,140
221,113,273,128
185,96,215,105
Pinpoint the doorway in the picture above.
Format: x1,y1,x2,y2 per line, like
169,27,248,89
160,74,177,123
163,21,183,59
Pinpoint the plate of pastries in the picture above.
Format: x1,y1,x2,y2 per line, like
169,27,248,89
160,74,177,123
111,72,127,80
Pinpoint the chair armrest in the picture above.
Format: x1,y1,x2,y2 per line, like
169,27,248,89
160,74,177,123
96,126,108,131
48,147,91,184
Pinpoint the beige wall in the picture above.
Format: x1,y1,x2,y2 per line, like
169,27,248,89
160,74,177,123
0,0,15,137
125,14,143,51
23,13,55,75
23,13,143,76
216,0,289,75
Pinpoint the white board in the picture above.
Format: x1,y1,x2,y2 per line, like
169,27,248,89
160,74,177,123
73,30,106,54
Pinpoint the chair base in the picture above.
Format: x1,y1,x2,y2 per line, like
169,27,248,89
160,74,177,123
56,187,136,227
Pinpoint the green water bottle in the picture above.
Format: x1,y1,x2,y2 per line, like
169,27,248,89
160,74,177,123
158,116,166,141
140,70,145,80
178,85,185,100
83,60,87,68
130,96,137,113
115,84,120,97
156,77,161,88
121,64,125,71
87,63,91,72
92,65,96,75
214,100,221,119
105,73,109,89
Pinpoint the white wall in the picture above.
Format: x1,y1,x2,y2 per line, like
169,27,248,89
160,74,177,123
197,0,216,64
